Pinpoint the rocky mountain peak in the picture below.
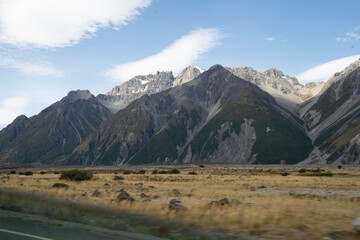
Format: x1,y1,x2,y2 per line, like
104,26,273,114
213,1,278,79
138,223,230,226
173,65,204,86
263,68,284,78
66,90,93,102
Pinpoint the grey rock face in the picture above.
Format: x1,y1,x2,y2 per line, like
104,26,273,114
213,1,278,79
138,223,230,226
173,65,203,86
97,71,175,113
226,66,322,112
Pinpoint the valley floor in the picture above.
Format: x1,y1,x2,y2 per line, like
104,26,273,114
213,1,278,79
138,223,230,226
0,165,360,239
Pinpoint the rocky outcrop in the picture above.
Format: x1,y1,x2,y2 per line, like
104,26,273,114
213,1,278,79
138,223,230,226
226,67,323,112
173,65,203,86
97,71,175,113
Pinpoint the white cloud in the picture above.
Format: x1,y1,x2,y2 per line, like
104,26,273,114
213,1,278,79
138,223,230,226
0,0,151,48
336,26,360,42
106,28,223,82
0,97,29,125
0,57,64,77
266,37,275,41
297,55,360,84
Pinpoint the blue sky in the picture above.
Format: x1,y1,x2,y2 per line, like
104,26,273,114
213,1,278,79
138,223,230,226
1,0,360,129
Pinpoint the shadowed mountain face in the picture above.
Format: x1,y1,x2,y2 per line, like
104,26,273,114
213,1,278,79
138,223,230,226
0,90,111,165
299,59,360,164
69,65,312,165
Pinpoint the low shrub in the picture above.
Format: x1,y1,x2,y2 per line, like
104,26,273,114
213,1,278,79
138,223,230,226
188,171,197,175
10,171,16,174
40,171,46,175
337,165,342,169
60,170,93,181
298,168,307,173
113,175,125,181
299,172,333,177
199,165,205,168
24,171,33,176
123,170,133,175
152,169,158,174
281,172,290,176
157,169,180,174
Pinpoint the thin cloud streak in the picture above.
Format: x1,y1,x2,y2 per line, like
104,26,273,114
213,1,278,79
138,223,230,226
0,57,64,77
297,55,360,84
106,28,223,82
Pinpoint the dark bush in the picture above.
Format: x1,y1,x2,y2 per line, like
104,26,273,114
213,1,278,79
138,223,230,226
188,171,197,175
10,171,16,174
123,170,134,175
337,165,342,169
169,169,180,174
24,171,33,176
298,168,307,173
199,165,205,168
136,170,146,174
311,168,321,173
60,170,93,181
152,169,158,174
40,171,46,175
113,175,125,180
281,172,290,176
299,172,333,177
158,170,168,174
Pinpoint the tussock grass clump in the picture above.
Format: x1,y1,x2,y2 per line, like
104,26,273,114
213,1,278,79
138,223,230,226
60,170,93,181
10,171,16,174
188,171,197,175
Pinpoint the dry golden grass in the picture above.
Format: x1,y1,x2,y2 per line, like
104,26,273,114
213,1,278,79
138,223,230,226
1,166,360,239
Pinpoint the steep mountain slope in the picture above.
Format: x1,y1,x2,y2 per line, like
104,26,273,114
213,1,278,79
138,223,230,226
69,65,312,165
226,67,323,112
0,90,111,165
299,59,360,164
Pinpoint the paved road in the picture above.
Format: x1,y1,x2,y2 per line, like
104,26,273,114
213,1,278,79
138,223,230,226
0,209,167,240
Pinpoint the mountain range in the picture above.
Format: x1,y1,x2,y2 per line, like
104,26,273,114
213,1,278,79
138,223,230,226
0,59,359,165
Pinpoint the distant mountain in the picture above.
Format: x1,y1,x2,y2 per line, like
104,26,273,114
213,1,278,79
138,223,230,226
97,65,203,114
226,67,323,112
97,71,175,113
69,65,312,165
0,90,111,165
298,59,360,164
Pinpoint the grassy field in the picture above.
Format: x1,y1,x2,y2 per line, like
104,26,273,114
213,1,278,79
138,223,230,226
1,165,360,239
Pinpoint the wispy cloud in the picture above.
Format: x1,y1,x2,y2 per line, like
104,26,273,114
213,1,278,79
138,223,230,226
335,26,360,42
0,57,64,77
297,54,360,84
106,28,223,82
266,36,288,42
0,0,151,48
0,97,29,125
